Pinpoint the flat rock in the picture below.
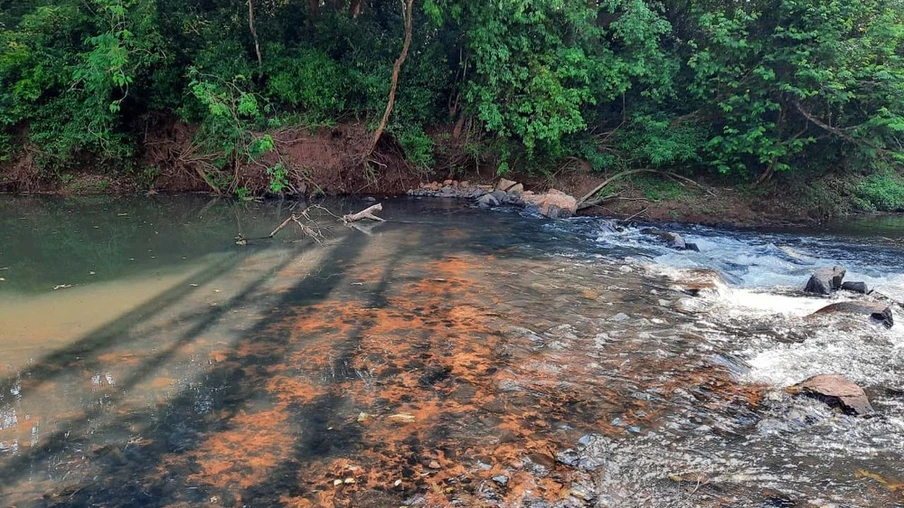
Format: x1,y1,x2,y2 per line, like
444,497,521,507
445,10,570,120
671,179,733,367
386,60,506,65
804,266,846,295
812,300,893,328
787,374,873,415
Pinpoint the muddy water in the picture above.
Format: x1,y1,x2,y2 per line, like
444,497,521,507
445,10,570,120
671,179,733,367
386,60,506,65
0,196,902,507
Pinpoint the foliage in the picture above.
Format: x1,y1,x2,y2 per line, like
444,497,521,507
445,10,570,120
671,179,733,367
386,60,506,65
852,170,904,211
1,0,903,187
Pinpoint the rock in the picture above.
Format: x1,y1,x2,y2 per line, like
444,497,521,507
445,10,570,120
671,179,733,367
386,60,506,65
523,189,578,219
641,228,693,250
804,266,846,295
787,374,873,415
812,301,893,328
507,183,524,195
492,475,509,486
443,179,453,186
841,281,869,294
477,193,500,209
490,189,508,202
495,178,518,192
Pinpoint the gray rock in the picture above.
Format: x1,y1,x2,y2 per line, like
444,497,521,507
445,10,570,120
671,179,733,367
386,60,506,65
556,448,581,467
492,475,509,486
841,281,869,294
477,193,500,209
787,374,873,415
490,189,508,202
812,300,893,328
641,228,694,250
804,266,846,295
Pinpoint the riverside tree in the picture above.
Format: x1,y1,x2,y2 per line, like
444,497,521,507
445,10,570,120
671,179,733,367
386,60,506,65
1,0,903,190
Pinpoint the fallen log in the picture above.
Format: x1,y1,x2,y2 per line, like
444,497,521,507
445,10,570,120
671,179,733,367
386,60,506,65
342,203,384,224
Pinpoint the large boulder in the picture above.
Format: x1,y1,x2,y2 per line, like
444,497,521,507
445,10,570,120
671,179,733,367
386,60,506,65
522,189,578,219
804,266,846,295
786,374,873,415
812,301,894,329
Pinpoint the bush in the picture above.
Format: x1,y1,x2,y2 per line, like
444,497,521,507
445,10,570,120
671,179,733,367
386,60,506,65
852,171,904,212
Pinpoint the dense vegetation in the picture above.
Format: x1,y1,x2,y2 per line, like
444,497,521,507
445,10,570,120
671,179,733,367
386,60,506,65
2,0,904,200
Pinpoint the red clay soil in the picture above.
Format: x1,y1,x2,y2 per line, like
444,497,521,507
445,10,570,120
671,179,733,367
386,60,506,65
1,119,818,226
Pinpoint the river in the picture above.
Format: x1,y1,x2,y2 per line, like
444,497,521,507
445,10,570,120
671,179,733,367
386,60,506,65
0,195,902,507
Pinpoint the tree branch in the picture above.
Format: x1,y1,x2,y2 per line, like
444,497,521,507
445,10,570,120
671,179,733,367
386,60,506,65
576,169,715,208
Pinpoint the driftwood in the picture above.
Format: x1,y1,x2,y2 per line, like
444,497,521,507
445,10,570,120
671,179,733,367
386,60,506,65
267,206,327,244
342,203,384,224
576,169,716,209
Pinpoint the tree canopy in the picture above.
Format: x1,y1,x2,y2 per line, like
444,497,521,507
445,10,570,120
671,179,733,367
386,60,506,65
2,0,903,186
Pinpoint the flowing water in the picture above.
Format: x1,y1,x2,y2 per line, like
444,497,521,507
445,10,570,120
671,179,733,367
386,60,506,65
0,195,902,507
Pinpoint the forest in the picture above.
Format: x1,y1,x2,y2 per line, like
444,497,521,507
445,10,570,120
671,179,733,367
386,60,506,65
2,0,904,205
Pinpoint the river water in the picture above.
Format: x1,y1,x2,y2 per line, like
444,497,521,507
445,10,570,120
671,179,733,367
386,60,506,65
0,195,902,507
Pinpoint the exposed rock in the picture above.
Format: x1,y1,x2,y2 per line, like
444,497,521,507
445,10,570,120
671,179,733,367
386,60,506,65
804,266,846,295
507,183,524,195
812,301,893,328
477,193,500,209
522,188,578,218
841,281,869,294
787,374,873,415
641,228,697,251
495,178,518,192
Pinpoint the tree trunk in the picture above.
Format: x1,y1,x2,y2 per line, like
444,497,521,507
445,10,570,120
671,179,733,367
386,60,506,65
350,0,364,18
363,0,414,160
247,0,262,68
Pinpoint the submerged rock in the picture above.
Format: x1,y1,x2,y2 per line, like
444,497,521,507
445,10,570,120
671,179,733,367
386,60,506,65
787,374,873,415
804,266,846,295
841,281,870,294
812,301,894,329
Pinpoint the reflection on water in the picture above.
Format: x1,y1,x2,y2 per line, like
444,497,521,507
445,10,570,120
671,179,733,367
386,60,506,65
0,196,902,507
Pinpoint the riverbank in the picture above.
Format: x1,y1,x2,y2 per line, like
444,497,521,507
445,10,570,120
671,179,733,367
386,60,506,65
2,122,901,228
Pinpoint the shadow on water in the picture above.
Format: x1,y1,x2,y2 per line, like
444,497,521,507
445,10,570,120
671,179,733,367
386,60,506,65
0,230,371,506
3,197,903,507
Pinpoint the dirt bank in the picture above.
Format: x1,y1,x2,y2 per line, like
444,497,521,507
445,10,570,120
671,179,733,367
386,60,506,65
0,120,880,227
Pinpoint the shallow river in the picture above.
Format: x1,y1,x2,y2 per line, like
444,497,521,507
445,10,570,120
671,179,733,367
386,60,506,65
0,195,902,507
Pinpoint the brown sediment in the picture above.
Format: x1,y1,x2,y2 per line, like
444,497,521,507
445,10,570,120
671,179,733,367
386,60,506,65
187,407,294,492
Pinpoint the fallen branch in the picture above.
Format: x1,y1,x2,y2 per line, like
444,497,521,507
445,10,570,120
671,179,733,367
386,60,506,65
268,206,327,244
342,203,384,224
624,206,649,222
577,169,715,207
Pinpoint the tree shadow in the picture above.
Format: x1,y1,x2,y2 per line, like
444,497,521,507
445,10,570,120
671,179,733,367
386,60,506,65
0,230,372,506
